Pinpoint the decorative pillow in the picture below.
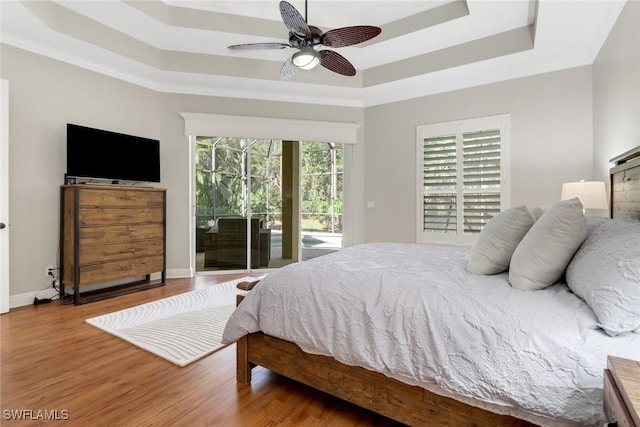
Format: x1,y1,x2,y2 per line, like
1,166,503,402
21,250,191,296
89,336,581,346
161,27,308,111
467,205,543,275
509,198,587,291
565,218,640,336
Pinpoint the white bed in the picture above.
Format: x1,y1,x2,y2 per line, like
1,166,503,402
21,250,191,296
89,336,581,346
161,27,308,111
222,147,640,426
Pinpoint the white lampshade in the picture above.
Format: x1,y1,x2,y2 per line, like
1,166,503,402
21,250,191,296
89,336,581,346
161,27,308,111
292,47,320,70
560,180,608,211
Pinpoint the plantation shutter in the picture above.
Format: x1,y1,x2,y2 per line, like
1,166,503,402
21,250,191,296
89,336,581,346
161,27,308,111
462,129,501,234
418,115,508,244
422,135,457,233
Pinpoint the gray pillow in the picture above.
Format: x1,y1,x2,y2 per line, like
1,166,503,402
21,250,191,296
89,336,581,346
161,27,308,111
509,198,587,291
467,205,542,275
565,218,640,336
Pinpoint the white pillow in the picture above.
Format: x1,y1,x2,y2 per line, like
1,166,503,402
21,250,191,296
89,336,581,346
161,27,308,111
467,205,542,275
509,198,587,291
566,218,640,336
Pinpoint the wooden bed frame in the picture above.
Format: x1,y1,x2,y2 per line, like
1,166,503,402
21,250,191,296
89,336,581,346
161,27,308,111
234,145,640,427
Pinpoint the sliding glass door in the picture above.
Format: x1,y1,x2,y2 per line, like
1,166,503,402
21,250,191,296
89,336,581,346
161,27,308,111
194,137,343,273
248,139,281,269
300,142,343,259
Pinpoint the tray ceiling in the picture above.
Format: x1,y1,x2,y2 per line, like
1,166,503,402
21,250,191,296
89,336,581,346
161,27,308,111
0,0,625,107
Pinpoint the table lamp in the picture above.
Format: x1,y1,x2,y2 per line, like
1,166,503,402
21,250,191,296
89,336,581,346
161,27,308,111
560,180,608,216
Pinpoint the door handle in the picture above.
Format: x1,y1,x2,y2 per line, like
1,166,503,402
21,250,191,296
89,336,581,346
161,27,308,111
0,223,5,229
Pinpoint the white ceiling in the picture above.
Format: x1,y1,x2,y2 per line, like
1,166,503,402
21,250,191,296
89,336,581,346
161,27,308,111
0,0,626,107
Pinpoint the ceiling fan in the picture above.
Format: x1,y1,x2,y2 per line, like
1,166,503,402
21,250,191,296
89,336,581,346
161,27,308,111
227,1,381,80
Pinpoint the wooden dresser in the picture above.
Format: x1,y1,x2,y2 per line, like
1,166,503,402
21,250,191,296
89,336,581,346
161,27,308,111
60,185,166,305
604,356,640,427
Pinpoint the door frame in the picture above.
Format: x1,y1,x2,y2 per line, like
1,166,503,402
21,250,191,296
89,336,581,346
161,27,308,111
1,79,10,313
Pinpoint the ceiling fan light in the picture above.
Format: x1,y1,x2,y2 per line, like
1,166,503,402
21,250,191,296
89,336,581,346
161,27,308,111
299,55,320,70
292,47,320,70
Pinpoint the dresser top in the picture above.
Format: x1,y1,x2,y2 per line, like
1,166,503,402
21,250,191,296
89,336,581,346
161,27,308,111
61,184,166,191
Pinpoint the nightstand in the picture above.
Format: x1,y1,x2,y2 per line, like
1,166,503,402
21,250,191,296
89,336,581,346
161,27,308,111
604,355,640,427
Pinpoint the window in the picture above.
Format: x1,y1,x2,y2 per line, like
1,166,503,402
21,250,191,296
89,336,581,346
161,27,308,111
416,115,510,244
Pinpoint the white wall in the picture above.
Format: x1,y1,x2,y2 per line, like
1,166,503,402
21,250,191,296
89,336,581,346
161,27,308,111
593,0,640,183
363,66,594,243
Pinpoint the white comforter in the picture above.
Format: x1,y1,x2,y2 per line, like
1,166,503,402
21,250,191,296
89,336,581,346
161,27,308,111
222,243,640,426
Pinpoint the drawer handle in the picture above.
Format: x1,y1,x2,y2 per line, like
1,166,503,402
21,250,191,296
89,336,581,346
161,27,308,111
118,231,136,236
117,214,135,219
118,248,136,254
118,265,135,271
118,196,137,201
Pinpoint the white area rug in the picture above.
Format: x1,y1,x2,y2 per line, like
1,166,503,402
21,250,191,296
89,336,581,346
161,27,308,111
86,277,258,367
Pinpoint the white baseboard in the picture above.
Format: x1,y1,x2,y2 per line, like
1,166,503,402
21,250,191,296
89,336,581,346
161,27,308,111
9,269,195,309
167,268,193,278
10,292,35,308
10,287,58,309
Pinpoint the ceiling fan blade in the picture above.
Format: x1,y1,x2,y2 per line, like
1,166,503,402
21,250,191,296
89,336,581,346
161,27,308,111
279,1,310,40
319,50,356,76
280,57,299,80
228,43,291,50
320,26,382,48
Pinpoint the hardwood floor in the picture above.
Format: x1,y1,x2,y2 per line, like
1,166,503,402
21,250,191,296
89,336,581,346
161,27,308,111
1,275,403,426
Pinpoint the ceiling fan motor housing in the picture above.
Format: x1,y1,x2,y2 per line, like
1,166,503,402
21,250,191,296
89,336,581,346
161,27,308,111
289,26,323,47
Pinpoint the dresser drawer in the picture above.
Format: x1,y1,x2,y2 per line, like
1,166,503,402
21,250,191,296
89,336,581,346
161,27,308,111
79,188,165,208
78,256,164,286
80,239,164,265
79,224,164,245
79,207,163,226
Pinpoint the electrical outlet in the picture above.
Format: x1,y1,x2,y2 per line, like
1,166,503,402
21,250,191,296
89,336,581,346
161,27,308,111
45,265,56,277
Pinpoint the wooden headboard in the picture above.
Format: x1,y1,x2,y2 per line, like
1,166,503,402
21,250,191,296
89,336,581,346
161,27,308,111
609,145,640,220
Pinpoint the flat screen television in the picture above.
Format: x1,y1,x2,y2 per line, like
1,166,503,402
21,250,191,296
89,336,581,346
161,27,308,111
66,123,161,183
